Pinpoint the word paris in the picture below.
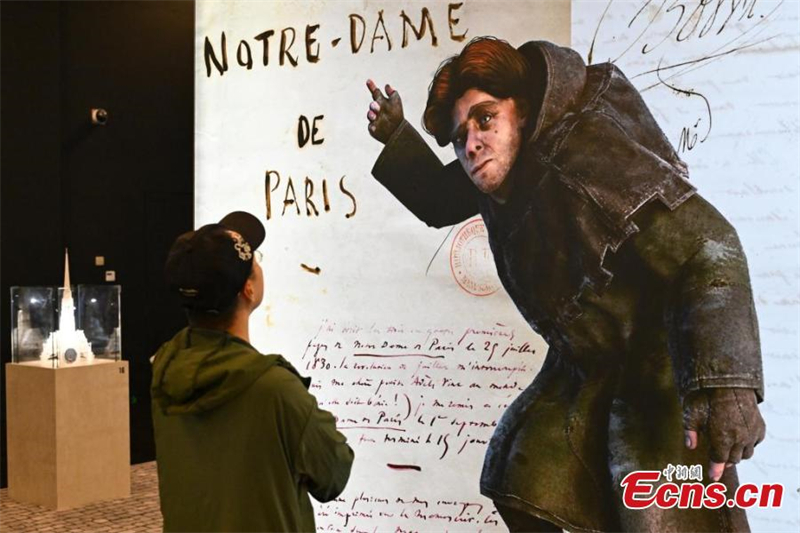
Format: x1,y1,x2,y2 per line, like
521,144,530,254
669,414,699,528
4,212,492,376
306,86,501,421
265,171,357,221
203,3,468,77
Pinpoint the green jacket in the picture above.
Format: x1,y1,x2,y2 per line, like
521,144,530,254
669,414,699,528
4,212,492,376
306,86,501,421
151,327,353,532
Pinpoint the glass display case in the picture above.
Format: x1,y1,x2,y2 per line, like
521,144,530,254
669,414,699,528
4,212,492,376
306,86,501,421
76,285,122,361
10,287,58,366
10,285,121,367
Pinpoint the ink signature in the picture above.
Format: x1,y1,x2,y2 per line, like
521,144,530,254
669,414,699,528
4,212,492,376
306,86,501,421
588,0,784,154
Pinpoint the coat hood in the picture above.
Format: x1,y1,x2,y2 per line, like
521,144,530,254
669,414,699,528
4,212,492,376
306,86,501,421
517,40,587,144
151,327,287,415
482,43,694,326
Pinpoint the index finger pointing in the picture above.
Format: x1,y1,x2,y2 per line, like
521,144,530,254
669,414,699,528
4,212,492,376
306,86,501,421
366,79,384,101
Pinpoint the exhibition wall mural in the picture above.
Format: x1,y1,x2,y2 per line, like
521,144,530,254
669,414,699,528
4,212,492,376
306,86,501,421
195,1,799,530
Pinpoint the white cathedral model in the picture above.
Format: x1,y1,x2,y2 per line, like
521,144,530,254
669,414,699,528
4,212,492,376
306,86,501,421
42,249,93,365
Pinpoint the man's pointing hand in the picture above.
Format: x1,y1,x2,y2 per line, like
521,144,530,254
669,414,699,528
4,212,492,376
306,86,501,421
366,79,404,144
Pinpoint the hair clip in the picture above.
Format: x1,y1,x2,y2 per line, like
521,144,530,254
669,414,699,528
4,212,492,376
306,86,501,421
228,231,253,261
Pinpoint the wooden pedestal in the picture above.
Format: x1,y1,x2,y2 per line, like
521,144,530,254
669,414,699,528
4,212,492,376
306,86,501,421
5,360,131,510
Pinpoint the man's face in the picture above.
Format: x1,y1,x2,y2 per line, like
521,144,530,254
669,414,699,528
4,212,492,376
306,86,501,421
451,88,527,198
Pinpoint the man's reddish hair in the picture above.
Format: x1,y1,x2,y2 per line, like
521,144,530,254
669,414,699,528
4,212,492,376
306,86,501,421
423,37,532,147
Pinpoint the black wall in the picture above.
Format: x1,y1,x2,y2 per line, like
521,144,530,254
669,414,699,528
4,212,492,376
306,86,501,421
1,1,195,486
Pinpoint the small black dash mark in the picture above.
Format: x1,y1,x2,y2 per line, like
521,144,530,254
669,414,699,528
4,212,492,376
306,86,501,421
331,38,341,48
301,263,322,275
387,463,422,471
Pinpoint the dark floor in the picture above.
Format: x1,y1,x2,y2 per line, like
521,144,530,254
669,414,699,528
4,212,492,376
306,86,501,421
0,462,162,533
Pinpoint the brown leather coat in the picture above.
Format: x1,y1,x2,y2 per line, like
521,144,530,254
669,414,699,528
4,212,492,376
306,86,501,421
371,41,764,532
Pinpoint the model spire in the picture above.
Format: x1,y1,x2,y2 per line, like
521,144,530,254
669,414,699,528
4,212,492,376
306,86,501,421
59,248,76,333
63,248,72,298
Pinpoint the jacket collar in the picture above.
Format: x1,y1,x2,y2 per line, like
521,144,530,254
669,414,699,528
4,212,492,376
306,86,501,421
517,41,587,143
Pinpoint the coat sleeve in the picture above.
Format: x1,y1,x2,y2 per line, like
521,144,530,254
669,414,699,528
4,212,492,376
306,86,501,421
627,195,764,402
371,119,480,228
295,395,354,502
